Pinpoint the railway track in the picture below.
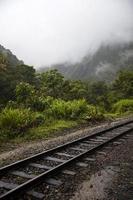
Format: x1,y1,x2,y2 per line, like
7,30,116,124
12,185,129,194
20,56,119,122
0,119,133,199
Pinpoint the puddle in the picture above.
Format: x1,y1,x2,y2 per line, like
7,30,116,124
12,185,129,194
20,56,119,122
70,166,119,200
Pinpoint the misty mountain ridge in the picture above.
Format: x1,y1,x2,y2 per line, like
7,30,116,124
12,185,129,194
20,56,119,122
39,42,133,82
1,42,133,82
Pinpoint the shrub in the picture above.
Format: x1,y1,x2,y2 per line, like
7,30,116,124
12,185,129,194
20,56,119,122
83,105,104,121
68,99,88,119
49,99,88,119
31,96,53,111
112,99,133,114
0,108,44,138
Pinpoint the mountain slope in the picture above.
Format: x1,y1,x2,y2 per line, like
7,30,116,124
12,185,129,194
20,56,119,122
44,42,133,82
0,45,35,104
0,44,23,66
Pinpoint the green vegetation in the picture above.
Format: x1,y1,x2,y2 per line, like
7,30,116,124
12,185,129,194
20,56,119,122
0,108,44,139
21,120,78,141
112,99,133,114
0,50,133,144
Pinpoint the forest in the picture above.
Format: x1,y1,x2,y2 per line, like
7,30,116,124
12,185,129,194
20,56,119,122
0,51,133,144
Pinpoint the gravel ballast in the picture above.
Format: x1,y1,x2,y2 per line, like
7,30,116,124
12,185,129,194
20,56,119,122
0,117,133,200
0,118,130,167
33,129,133,200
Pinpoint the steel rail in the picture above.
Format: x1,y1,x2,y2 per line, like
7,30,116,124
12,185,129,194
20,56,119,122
0,120,133,199
0,119,132,174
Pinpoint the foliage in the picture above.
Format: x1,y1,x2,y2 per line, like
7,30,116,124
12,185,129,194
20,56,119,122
87,81,110,110
38,70,88,100
15,82,53,111
0,53,36,105
48,99,88,119
31,96,53,111
0,108,44,138
112,70,133,100
83,105,105,121
112,99,133,114
24,120,78,141
0,53,133,143
15,82,35,104
66,80,88,100
39,69,65,98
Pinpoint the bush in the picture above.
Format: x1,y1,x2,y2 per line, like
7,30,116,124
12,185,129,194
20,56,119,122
112,99,133,114
83,105,104,121
46,99,104,121
0,108,44,138
31,96,53,111
49,99,88,119
68,99,88,119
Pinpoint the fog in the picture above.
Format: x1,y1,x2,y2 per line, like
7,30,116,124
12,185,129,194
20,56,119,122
0,0,133,67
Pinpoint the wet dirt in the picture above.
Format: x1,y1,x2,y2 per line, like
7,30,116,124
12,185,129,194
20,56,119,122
70,166,119,200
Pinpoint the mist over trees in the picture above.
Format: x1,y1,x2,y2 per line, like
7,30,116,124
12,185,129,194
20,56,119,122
0,44,133,142
40,43,133,82
0,44,133,106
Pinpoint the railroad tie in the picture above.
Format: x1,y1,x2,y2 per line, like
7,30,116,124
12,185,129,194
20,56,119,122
45,156,66,163
11,171,36,179
70,147,86,152
56,152,74,158
76,162,88,167
29,163,52,170
62,170,76,176
84,157,96,162
44,178,62,186
0,180,18,190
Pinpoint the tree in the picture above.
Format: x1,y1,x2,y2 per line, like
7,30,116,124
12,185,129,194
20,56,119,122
0,57,37,105
14,64,36,85
112,70,133,99
66,80,88,100
39,69,65,98
15,82,35,105
87,81,109,109
0,54,12,104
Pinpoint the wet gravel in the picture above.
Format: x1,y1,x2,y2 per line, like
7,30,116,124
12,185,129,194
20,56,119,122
0,121,106,167
23,129,133,200
0,117,133,200
1,174,25,185
0,118,130,167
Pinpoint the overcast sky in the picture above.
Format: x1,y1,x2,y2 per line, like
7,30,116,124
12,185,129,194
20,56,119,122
0,0,133,68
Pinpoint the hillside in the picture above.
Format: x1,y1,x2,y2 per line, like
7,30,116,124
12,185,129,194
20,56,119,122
0,44,23,66
0,45,36,104
40,43,133,82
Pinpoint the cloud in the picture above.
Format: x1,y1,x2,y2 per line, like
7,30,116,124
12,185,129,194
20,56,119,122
0,0,133,67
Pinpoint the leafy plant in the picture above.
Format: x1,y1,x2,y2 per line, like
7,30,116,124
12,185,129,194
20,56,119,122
49,99,88,119
112,99,133,114
0,108,44,138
